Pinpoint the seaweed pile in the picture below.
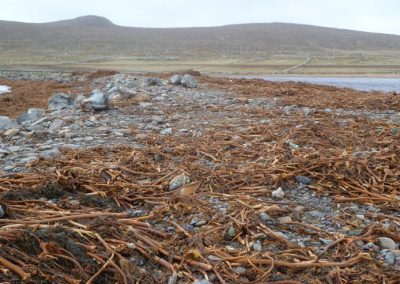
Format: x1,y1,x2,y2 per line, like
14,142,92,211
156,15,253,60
0,74,399,283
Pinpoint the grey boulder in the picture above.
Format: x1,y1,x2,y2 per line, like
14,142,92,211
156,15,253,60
0,116,19,130
17,108,45,124
170,74,182,85
181,74,198,88
48,93,74,110
83,91,109,111
146,77,163,86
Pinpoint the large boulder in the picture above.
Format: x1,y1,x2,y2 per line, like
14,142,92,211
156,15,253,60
0,116,19,130
181,74,198,88
82,90,109,111
48,93,74,110
170,74,182,85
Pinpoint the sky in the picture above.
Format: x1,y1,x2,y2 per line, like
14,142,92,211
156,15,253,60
0,0,399,35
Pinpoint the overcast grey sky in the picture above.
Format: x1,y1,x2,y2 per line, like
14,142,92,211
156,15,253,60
1,0,399,34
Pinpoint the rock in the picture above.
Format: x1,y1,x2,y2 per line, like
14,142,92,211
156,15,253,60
83,91,109,111
207,255,222,262
0,116,19,130
295,175,311,185
272,187,285,199
259,212,272,222
278,216,292,224
195,220,207,227
193,280,211,284
166,226,175,233
39,149,61,159
160,128,172,135
4,128,20,137
385,251,395,265
309,211,326,219
319,238,333,245
233,266,247,274
108,92,123,102
0,204,5,218
181,74,198,88
151,116,165,124
17,108,45,124
378,237,397,250
302,107,316,116
169,174,191,190
146,78,163,86
49,119,65,132
118,86,137,98
283,105,296,115
170,74,182,85
75,94,86,106
253,233,267,239
362,242,380,252
48,93,74,110
227,226,236,238
19,155,38,164
132,94,151,103
252,241,262,252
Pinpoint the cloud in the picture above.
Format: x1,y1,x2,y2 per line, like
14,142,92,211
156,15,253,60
0,0,399,34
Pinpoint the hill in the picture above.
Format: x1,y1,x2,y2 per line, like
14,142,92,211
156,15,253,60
1,15,400,74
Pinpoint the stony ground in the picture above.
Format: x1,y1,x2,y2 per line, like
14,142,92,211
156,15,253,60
0,71,399,283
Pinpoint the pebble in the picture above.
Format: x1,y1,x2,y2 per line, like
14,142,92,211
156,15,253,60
0,205,5,218
259,212,272,222
295,175,311,185
362,242,380,252
272,187,285,199
193,280,211,284
378,237,397,250
233,266,247,274
169,174,191,191
278,216,292,224
160,128,172,135
385,251,395,265
39,149,61,159
166,226,175,233
253,233,267,240
19,156,38,164
4,128,20,136
207,255,222,262
49,119,65,132
227,226,236,238
252,241,262,252
195,220,207,227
